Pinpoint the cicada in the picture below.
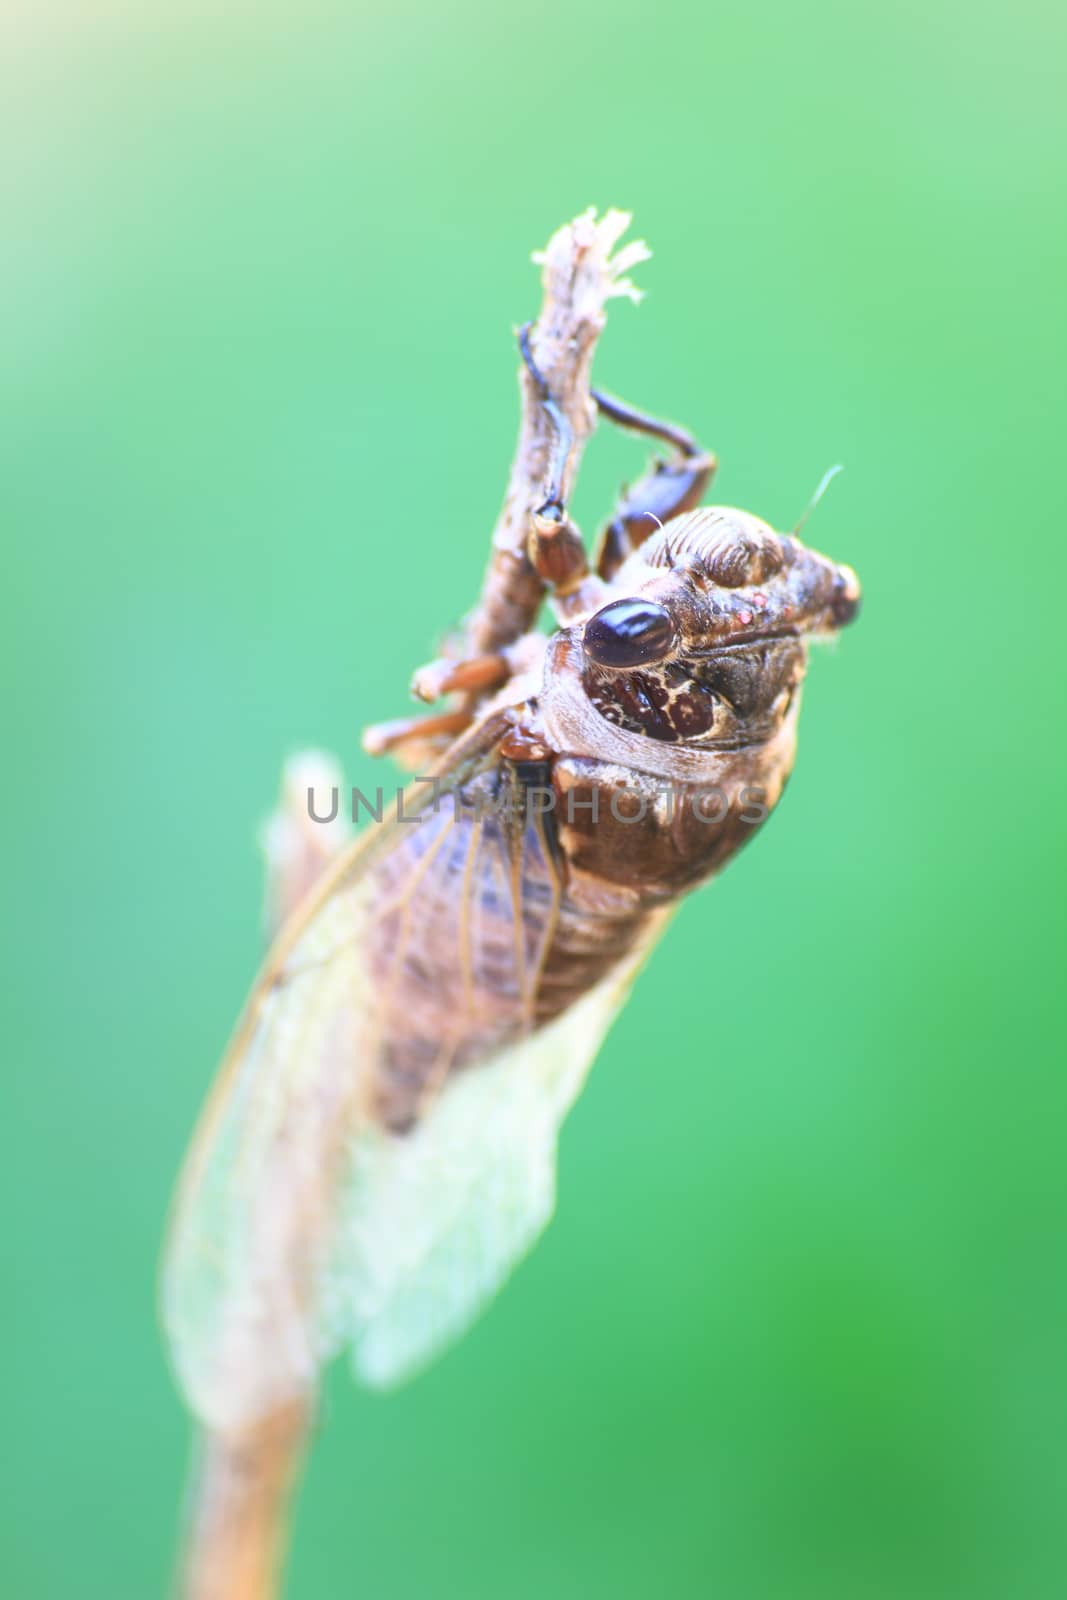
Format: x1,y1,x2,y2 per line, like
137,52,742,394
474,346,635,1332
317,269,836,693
163,211,860,1598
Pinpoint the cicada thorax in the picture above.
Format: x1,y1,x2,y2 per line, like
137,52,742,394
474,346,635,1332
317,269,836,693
547,725,796,904
545,655,804,899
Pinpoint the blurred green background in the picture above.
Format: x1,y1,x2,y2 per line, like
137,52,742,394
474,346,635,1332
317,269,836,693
4,1,1066,1595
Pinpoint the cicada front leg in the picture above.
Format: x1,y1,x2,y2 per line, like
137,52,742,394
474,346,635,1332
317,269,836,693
410,652,513,703
591,389,717,581
363,645,543,763
364,327,608,763
361,705,478,758
515,324,615,626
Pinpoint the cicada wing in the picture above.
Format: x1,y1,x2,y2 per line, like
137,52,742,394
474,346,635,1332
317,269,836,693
162,818,404,1433
338,914,670,1390
163,720,668,1429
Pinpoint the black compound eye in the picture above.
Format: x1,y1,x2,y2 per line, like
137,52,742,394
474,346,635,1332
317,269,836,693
583,599,678,668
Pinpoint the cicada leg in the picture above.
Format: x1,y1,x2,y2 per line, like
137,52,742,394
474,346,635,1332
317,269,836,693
361,707,474,759
409,651,512,704
363,648,510,761
369,322,589,752
517,324,612,624
403,324,614,714
363,644,543,763
591,389,717,580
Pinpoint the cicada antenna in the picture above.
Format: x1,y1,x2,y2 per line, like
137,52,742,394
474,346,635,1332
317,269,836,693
641,514,676,567
793,463,844,537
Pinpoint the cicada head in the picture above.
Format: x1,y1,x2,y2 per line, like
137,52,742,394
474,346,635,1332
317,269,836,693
579,506,860,747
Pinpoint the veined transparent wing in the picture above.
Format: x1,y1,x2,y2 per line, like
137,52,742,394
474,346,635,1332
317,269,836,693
336,925,666,1390
162,718,669,1431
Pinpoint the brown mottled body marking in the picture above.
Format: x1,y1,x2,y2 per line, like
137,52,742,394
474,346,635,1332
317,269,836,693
584,661,719,742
